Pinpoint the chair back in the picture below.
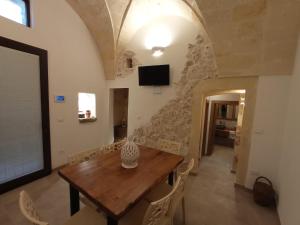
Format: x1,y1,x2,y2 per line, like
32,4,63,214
158,139,181,155
142,177,183,225
169,159,195,218
102,139,126,154
19,191,49,225
68,140,126,165
68,147,100,165
178,158,195,182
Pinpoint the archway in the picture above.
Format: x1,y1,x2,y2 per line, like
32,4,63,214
190,77,258,185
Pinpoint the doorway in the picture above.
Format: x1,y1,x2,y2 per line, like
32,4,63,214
0,37,51,194
190,77,257,185
112,88,129,142
201,92,245,174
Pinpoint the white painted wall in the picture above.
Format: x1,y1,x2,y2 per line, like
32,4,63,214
107,16,202,137
277,38,300,225
246,76,290,189
0,0,109,168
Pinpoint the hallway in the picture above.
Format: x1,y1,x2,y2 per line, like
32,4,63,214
176,146,280,225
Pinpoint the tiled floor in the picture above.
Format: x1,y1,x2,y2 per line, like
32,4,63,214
0,145,280,225
209,144,234,169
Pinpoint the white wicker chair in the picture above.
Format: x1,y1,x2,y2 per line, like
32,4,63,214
19,177,183,225
145,159,195,225
101,139,126,154
158,139,181,155
67,140,126,209
19,191,48,225
68,148,101,166
19,190,105,225
68,140,126,166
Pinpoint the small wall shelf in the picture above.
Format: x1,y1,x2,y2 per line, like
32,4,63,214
79,118,97,123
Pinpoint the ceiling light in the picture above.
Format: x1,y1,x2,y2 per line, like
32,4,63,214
145,25,172,50
152,47,164,57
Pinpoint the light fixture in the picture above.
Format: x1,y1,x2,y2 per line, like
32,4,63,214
145,25,172,50
152,46,165,57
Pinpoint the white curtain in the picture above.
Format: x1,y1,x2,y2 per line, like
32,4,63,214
0,46,44,184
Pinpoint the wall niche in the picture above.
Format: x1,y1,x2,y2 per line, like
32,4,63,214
116,50,139,78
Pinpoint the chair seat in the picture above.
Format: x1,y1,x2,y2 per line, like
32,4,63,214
65,200,170,225
122,200,171,225
145,182,173,202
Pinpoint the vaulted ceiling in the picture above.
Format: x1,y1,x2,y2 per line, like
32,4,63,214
66,0,300,80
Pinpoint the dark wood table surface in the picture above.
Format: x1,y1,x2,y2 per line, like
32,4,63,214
58,145,184,225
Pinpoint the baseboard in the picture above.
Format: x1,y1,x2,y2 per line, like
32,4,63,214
52,164,66,172
234,183,253,193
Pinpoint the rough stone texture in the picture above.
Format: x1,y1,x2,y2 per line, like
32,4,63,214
195,0,300,76
131,34,217,155
116,50,140,77
67,0,204,80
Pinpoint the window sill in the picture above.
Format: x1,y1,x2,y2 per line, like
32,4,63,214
79,118,97,123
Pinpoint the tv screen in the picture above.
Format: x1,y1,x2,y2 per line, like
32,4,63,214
138,64,170,86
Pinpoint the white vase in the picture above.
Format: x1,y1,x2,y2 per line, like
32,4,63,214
121,141,140,169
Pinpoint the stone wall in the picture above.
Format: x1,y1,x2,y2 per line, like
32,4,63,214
116,50,140,78
131,34,217,155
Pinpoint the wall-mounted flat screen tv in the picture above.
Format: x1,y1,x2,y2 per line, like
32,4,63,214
138,64,170,86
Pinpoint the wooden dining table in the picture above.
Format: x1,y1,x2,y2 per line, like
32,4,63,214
58,145,184,225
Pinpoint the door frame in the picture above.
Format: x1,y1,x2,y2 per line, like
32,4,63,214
0,36,51,194
200,100,209,157
189,77,257,186
112,88,129,142
206,101,218,155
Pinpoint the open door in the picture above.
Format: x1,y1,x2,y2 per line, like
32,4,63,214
206,102,217,155
201,100,209,156
112,88,129,141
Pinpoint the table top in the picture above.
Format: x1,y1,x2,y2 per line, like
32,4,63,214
58,145,184,219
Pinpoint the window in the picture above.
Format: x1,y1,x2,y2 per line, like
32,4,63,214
78,93,97,122
0,0,30,26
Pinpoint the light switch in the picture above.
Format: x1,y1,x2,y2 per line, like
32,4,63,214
57,118,64,123
254,129,264,135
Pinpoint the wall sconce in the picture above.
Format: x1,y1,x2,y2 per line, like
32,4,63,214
152,46,165,57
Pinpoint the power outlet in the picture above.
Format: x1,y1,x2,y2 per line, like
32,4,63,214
250,170,260,177
254,129,264,135
58,150,65,155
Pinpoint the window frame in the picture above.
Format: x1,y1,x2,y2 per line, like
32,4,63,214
0,0,31,27
23,0,30,27
78,92,97,123
0,36,51,194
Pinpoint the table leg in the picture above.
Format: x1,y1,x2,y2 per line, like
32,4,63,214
168,171,174,186
69,185,79,216
107,215,118,225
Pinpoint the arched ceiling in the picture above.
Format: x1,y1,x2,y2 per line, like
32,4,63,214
66,0,300,80
118,0,204,50
66,0,116,79
196,0,300,77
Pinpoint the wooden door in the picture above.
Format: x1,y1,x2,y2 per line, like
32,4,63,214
206,103,218,155
201,101,209,156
